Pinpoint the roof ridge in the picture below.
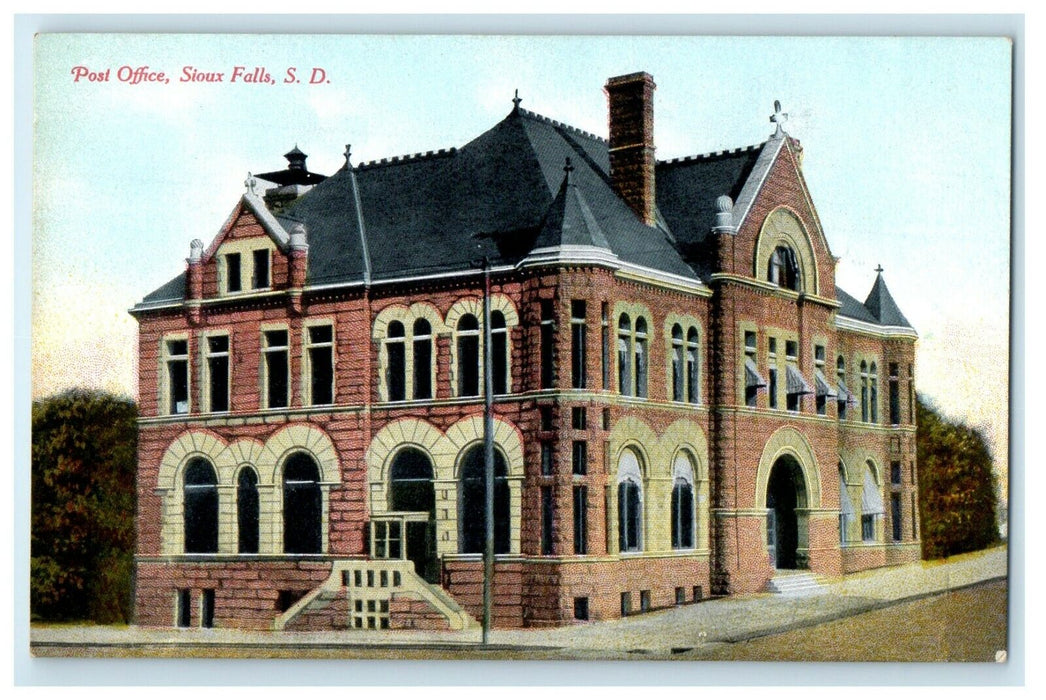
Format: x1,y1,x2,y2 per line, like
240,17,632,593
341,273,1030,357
517,107,607,144
356,147,458,170
657,142,766,167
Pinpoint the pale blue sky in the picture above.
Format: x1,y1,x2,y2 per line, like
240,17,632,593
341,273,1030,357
32,34,1012,483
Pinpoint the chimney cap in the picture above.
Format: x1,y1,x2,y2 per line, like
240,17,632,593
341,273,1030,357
605,71,656,89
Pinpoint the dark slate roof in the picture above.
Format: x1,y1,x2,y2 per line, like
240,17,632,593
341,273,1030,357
532,162,611,251
655,146,764,278
141,270,186,304
837,277,914,330
281,107,698,285
864,272,912,328
836,287,879,324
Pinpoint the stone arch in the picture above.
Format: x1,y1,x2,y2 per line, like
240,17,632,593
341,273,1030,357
607,415,658,477
219,438,268,485
444,415,524,478
260,424,339,485
754,426,822,510
158,430,232,490
372,302,448,341
445,294,519,330
367,418,447,485
658,420,709,480
754,206,820,295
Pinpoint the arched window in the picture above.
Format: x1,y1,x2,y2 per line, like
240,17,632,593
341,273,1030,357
869,362,879,424
491,310,508,395
459,445,510,554
686,327,700,404
412,319,432,400
861,461,884,542
838,463,853,545
860,361,869,423
457,314,480,397
768,245,800,290
617,449,643,552
617,314,632,396
184,458,218,554
671,325,684,402
836,356,848,420
634,318,648,398
386,321,406,402
671,454,696,549
237,467,259,554
389,448,435,513
283,453,322,554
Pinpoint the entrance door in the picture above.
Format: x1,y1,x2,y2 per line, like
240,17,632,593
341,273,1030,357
389,448,438,582
766,455,806,570
405,519,438,583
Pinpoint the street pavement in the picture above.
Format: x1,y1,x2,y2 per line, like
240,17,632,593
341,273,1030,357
30,545,1007,658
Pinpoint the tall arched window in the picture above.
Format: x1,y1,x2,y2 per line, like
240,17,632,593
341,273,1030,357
838,463,853,545
412,319,432,400
768,245,800,290
237,467,259,554
671,454,696,549
184,458,218,554
869,362,879,424
860,361,870,423
386,321,406,402
389,448,438,581
836,356,848,420
457,314,480,397
671,324,684,402
459,445,510,554
283,453,322,554
617,314,632,396
686,327,700,404
491,310,508,395
617,449,644,553
634,318,648,398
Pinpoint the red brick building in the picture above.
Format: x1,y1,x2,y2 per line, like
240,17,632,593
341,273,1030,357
131,72,919,631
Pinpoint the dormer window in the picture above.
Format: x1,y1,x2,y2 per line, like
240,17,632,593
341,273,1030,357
219,244,275,295
225,253,242,293
768,245,800,290
252,249,271,289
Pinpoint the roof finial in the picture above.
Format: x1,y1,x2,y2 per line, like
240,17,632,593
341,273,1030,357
875,264,884,274
512,89,522,112
564,157,574,184
770,99,789,135
344,144,353,166
244,172,257,195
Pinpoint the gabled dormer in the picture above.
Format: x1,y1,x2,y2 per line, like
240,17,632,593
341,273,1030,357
707,104,836,303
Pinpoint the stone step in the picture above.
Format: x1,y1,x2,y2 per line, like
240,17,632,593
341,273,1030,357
766,572,828,596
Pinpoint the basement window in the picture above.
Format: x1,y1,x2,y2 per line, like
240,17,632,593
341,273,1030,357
573,597,589,621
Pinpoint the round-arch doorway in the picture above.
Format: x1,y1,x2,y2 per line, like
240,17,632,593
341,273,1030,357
765,454,809,570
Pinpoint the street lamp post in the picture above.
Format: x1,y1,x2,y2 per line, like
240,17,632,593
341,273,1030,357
481,258,495,646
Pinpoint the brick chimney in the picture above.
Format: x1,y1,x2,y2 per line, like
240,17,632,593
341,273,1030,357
605,72,657,226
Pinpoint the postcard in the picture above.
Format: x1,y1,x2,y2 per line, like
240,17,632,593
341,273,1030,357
27,31,1013,670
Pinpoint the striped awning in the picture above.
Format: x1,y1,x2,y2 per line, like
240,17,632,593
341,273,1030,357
840,474,855,517
815,369,837,397
786,364,813,395
837,379,858,407
745,357,767,389
861,469,885,516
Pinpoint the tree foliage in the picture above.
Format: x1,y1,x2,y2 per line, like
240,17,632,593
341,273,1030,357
917,394,1000,560
31,389,137,623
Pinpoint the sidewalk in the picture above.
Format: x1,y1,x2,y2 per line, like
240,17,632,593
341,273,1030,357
30,545,1007,657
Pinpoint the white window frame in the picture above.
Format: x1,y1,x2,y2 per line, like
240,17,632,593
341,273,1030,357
261,326,290,409
161,334,191,416
303,320,335,406
201,331,231,413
